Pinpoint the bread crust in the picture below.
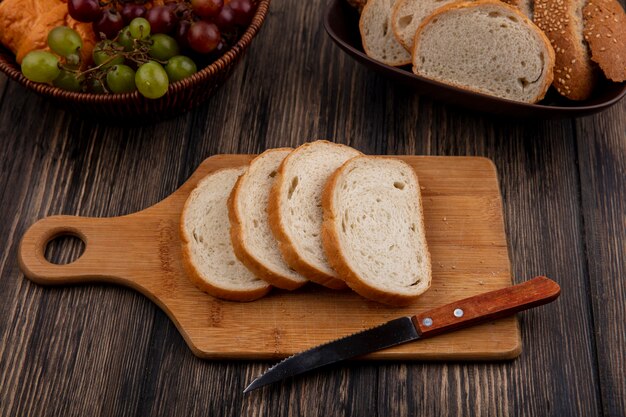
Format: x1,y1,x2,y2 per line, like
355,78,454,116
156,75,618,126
180,167,271,302
583,0,626,82
534,0,598,99
359,0,412,66
228,148,307,291
267,141,358,290
321,156,432,306
412,0,555,103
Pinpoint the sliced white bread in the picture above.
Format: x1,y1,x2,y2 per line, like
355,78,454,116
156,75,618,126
322,156,431,306
583,0,626,82
180,167,271,302
412,0,555,103
268,140,362,289
228,148,308,291
534,0,597,99
391,0,475,52
360,0,412,66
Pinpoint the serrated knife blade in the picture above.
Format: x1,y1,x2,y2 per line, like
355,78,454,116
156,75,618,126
244,276,560,393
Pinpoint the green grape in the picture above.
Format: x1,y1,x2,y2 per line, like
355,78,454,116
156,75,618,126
149,34,180,61
47,26,83,57
118,27,134,51
106,64,136,93
93,41,125,67
129,17,151,40
135,61,168,99
165,55,197,82
21,51,61,83
53,70,82,91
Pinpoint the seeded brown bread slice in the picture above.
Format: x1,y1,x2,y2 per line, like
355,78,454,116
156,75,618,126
534,0,598,99
229,148,309,291
268,140,362,289
360,0,412,66
412,0,555,103
321,156,431,306
583,0,626,81
181,167,271,302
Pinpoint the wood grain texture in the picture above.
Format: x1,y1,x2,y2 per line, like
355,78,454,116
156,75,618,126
19,155,521,360
0,0,625,414
576,105,626,417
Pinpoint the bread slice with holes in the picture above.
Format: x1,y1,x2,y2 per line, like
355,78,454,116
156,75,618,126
181,167,271,302
391,0,475,52
228,148,309,290
534,0,597,99
268,141,362,289
322,156,431,306
412,0,555,103
360,0,412,66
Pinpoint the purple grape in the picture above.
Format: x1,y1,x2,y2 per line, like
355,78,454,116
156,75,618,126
93,8,125,39
121,4,146,24
145,6,177,34
68,0,101,23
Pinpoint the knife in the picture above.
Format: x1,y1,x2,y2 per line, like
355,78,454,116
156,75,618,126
244,276,560,393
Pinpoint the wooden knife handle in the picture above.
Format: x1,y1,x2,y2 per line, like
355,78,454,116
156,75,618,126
413,276,561,338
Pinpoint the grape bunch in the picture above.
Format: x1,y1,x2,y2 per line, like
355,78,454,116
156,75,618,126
20,0,257,98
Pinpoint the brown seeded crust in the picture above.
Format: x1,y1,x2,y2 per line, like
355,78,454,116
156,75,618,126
267,141,361,290
412,0,555,103
583,0,626,82
346,0,368,13
321,156,432,306
180,167,271,302
228,148,307,291
534,0,598,99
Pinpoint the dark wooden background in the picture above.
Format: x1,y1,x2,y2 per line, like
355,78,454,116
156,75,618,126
0,0,624,414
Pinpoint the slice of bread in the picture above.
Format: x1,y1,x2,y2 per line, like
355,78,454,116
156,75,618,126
501,0,533,18
360,0,412,66
412,0,555,103
583,0,626,82
391,0,474,52
322,156,431,306
534,0,597,99
181,167,271,302
268,140,362,289
229,149,308,290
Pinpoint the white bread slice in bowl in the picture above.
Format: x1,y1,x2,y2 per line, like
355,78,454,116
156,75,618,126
412,0,555,103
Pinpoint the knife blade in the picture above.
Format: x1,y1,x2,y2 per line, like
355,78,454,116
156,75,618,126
244,276,560,393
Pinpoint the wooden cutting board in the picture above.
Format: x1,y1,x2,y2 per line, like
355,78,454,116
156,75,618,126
18,155,520,360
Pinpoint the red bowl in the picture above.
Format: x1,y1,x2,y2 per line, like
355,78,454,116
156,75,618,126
0,0,270,121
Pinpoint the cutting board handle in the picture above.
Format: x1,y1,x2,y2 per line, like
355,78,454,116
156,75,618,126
19,215,133,285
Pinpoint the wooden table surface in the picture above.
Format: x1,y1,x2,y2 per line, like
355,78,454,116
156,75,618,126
0,0,624,415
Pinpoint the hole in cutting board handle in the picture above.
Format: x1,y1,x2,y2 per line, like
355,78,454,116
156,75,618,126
44,234,85,265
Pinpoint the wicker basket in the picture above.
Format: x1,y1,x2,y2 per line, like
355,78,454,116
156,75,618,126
0,0,270,121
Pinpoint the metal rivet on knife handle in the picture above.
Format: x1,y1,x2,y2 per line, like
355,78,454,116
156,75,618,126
422,317,433,327
454,308,464,317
